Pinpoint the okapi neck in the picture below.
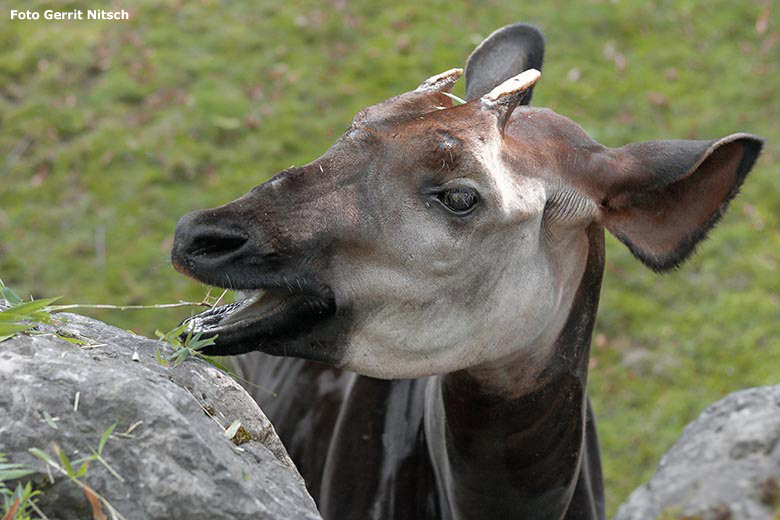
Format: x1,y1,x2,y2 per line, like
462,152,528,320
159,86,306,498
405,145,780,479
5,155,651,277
425,224,605,519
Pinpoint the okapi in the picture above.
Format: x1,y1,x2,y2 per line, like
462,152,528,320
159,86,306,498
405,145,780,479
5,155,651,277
171,24,763,520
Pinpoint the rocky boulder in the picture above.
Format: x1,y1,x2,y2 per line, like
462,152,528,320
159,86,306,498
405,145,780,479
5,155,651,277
615,385,780,520
0,311,321,520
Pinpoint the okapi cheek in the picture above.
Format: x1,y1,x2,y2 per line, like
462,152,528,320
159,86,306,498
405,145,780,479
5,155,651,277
254,306,354,368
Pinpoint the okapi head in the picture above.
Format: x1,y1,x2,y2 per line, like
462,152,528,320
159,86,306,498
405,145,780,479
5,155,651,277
172,24,762,387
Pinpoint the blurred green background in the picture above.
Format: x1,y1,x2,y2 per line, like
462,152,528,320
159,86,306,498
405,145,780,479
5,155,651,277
1,0,778,515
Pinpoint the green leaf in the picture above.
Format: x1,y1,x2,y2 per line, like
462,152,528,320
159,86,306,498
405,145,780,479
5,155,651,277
98,423,117,455
170,323,188,337
90,450,125,482
41,410,58,430
76,461,90,478
71,454,97,465
171,348,190,367
6,296,61,317
155,347,169,367
28,448,55,466
0,311,27,322
188,333,217,350
30,309,55,325
225,419,241,439
56,332,89,346
1,287,23,306
158,323,187,347
21,480,40,502
56,446,75,478
0,462,27,471
0,323,34,336
0,468,34,482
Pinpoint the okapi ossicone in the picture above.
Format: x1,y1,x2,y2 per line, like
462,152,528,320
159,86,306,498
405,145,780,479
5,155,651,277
171,23,763,520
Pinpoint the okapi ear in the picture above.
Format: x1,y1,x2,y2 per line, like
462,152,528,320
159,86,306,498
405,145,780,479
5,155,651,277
599,133,764,272
465,23,545,102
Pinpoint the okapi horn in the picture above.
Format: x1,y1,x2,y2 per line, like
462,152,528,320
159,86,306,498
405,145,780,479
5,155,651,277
480,68,541,131
415,68,463,94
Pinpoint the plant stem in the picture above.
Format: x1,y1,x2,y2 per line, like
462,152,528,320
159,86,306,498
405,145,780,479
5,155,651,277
48,301,211,312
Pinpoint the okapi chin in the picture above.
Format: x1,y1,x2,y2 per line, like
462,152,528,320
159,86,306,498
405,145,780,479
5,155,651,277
171,22,762,520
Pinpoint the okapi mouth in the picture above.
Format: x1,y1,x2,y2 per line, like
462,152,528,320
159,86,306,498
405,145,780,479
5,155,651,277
181,283,337,356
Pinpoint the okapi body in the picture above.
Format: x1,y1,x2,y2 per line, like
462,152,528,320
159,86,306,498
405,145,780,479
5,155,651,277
171,24,763,519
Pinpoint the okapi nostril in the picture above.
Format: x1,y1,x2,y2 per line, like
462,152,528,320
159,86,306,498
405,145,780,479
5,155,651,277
188,234,248,257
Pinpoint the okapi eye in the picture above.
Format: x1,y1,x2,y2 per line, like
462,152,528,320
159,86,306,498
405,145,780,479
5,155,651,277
437,188,479,214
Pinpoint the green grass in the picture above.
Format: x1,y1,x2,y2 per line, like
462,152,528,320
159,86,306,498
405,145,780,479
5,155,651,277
1,0,778,515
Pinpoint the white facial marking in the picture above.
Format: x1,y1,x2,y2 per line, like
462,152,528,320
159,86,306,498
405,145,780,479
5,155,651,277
478,134,546,216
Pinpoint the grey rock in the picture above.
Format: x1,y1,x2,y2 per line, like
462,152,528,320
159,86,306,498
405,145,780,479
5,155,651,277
615,385,780,520
0,312,321,520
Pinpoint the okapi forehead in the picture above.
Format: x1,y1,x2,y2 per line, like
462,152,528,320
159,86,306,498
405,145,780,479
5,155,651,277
342,103,477,174
415,129,464,173
368,102,491,153
352,90,456,129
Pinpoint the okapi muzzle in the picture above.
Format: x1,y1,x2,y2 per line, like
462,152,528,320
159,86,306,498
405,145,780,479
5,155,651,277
171,169,343,362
